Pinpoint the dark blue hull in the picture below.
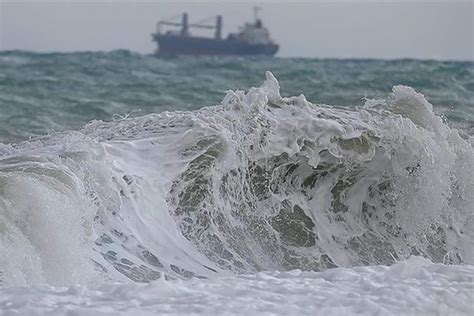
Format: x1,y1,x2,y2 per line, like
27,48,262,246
154,35,278,56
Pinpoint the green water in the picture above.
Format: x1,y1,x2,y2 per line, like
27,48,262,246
0,50,472,143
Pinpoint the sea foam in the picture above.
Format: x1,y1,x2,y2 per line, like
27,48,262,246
0,72,472,288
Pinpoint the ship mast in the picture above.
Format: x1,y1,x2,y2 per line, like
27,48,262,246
215,15,222,39
254,6,262,23
156,13,222,39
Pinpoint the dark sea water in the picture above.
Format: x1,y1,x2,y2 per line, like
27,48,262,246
0,51,473,314
0,50,472,143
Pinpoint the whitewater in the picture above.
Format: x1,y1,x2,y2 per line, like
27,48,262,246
0,58,473,314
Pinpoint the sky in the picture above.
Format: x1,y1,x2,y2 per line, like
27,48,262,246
0,0,473,60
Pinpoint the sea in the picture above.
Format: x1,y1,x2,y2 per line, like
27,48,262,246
0,50,473,315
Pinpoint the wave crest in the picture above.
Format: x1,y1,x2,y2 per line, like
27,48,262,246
0,72,472,286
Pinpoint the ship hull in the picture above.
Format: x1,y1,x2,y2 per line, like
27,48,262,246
154,35,278,56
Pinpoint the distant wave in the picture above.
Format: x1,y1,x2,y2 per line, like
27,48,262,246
1,50,472,144
0,72,472,286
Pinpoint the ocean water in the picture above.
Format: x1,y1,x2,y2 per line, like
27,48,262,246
0,51,473,315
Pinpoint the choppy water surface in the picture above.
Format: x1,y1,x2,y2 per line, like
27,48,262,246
0,51,473,315
0,50,472,143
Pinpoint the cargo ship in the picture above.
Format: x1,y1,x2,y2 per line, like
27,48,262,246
152,9,279,56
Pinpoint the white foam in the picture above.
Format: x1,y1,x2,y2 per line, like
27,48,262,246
0,72,472,289
0,257,472,315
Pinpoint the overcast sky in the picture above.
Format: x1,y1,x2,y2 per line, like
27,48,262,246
0,1,472,60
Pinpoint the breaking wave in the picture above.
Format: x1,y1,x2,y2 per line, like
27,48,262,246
0,72,473,286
